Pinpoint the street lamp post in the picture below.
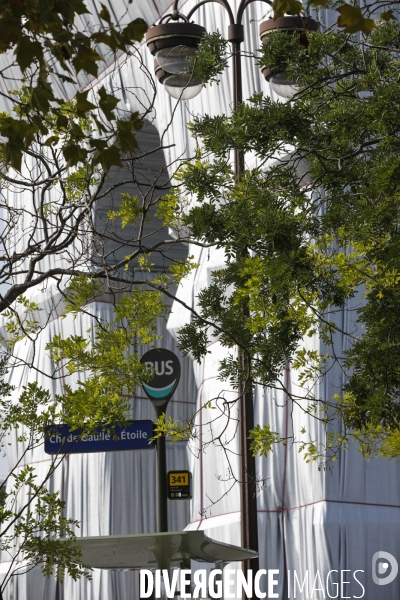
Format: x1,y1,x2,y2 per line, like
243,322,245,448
140,348,182,534
146,3,318,597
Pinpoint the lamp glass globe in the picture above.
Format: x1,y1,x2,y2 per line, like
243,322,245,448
163,74,203,100
155,46,197,74
269,72,301,99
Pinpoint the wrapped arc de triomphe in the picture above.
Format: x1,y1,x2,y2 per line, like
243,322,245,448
0,1,399,599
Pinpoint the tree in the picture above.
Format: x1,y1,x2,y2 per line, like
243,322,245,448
0,285,167,597
4,0,399,587
0,369,89,598
0,0,194,593
157,1,400,464
0,0,195,314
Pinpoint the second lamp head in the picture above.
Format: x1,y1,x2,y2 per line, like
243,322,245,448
147,22,205,99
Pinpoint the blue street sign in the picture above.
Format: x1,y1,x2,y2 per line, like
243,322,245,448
44,421,154,455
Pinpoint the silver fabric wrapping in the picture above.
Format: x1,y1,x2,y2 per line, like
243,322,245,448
0,1,398,599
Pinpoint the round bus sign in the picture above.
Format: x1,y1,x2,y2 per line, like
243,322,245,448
140,348,181,406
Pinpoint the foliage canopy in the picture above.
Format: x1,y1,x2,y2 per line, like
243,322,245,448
0,0,183,593
171,4,400,461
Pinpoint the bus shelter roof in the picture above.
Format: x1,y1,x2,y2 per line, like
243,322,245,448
71,530,259,571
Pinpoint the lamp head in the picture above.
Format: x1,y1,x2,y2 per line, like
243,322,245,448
155,60,203,100
259,16,319,99
147,22,206,99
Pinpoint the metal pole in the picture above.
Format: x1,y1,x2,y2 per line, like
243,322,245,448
228,22,260,597
148,1,263,591
239,373,259,587
228,29,244,175
154,403,169,533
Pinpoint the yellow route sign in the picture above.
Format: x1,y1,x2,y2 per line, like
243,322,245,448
167,470,192,500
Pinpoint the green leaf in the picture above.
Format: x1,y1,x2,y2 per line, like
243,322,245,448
45,40,72,71
0,119,36,153
116,118,140,152
55,0,90,20
91,30,122,53
337,5,376,35
58,74,76,84
3,142,22,172
91,31,112,46
92,114,108,134
108,192,142,228
69,120,85,139
90,139,107,152
31,115,49,135
56,113,69,129
44,135,59,146
186,31,228,86
309,0,329,6
98,86,119,121
272,0,303,19
75,91,96,115
63,143,88,167
121,19,148,45
93,144,123,172
99,3,112,24
15,36,44,72
380,10,395,22
249,424,280,457
29,86,53,112
0,119,36,171
72,46,102,77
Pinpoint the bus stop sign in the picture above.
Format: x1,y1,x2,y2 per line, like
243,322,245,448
167,470,192,500
141,348,181,406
